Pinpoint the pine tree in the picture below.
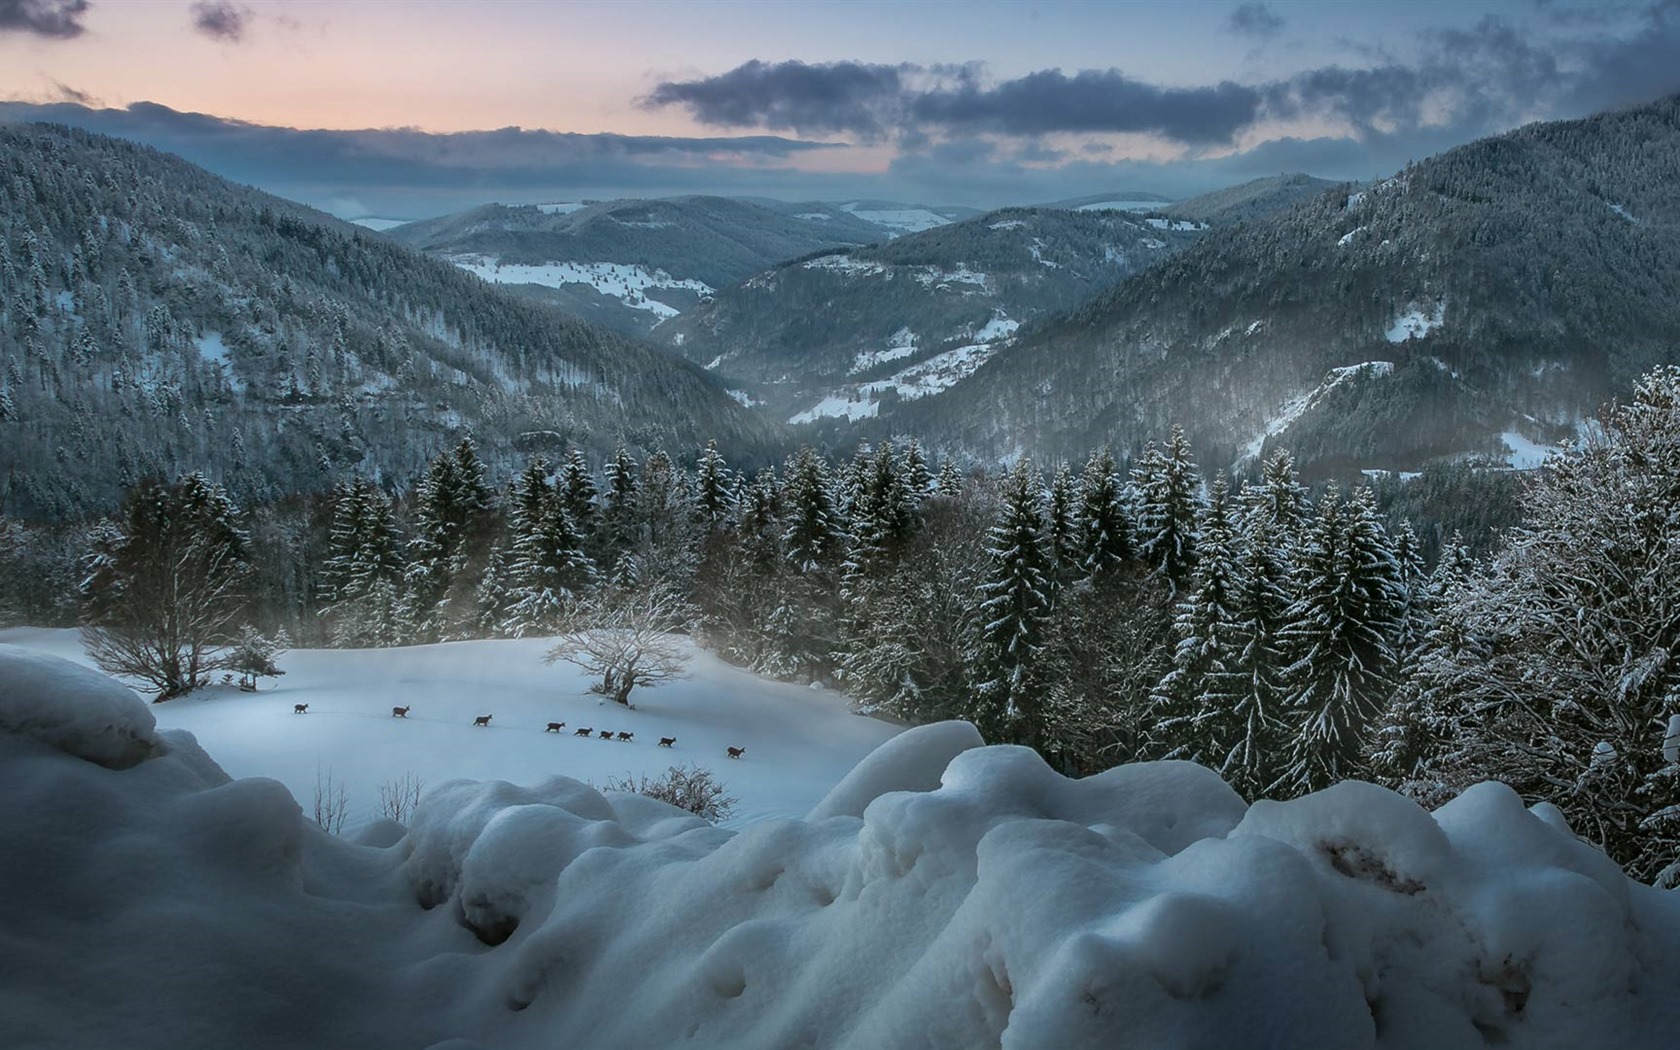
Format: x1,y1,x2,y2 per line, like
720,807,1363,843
693,439,736,531
975,459,1054,748
557,448,599,537
1277,487,1404,795
1152,474,1242,764
935,459,964,498
903,439,934,499
320,476,406,646
1076,448,1135,579
599,446,641,563
404,439,494,641
502,460,597,638
1244,450,1309,569
1219,513,1292,797
1133,426,1204,590
1045,462,1079,582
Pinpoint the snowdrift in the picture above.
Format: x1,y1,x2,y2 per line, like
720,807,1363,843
3,645,1678,1049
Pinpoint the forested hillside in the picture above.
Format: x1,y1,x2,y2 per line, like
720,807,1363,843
877,95,1680,477
660,207,1204,423
0,124,781,522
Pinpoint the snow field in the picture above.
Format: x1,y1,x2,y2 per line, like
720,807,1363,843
4,642,1680,1049
0,630,901,831
1386,300,1447,343
445,255,710,319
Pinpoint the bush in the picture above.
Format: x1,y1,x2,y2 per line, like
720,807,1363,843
601,763,737,823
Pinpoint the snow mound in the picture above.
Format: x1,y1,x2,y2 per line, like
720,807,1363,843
0,643,157,768
5,658,1680,1049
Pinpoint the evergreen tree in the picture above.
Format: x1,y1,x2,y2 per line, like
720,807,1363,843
975,459,1054,748
320,476,406,646
599,446,640,569
557,448,599,537
1045,462,1080,583
1152,475,1242,764
935,459,964,498
1277,487,1404,795
903,439,934,498
1075,448,1134,579
404,439,495,641
501,458,598,637
1133,425,1204,590
693,439,736,531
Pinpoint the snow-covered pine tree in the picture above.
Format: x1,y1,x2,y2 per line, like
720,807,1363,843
320,476,406,646
1133,425,1204,590
975,459,1054,748
500,458,598,637
1045,462,1079,584
1075,448,1135,579
1244,449,1309,571
935,458,964,498
772,446,845,681
903,439,934,499
403,439,494,641
693,439,736,532
599,446,640,563
557,448,599,537
1276,486,1404,795
1151,474,1242,764
1218,508,1293,798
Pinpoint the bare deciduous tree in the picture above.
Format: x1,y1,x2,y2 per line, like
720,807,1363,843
600,764,737,823
312,766,350,835
377,772,425,825
544,586,693,706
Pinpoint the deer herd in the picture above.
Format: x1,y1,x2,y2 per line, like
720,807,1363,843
289,702,741,758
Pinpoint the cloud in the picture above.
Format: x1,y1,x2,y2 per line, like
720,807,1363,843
0,0,89,38
0,100,852,217
649,60,1263,146
1227,2,1285,38
190,0,250,42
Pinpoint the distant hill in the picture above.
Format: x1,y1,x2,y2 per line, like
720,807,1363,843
870,96,1680,478
0,124,782,521
1038,190,1178,212
656,206,1205,424
1165,173,1343,226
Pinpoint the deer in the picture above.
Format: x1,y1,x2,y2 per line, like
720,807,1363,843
598,729,613,739
616,731,634,742
293,703,309,714
727,746,745,760
545,722,566,733
472,715,492,727
658,736,676,748
574,726,593,736
391,706,410,718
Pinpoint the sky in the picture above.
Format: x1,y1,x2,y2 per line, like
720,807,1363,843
2,0,1678,219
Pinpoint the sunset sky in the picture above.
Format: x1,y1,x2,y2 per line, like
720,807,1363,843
3,0,1677,218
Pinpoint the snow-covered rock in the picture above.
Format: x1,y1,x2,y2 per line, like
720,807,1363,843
0,643,157,768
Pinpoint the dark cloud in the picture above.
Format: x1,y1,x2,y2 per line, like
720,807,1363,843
649,61,1262,146
912,69,1262,144
190,1,249,42
0,0,89,38
1227,2,1285,38
48,80,98,104
643,60,910,139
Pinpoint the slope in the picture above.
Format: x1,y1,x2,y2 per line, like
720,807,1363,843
0,123,782,521
879,95,1680,476
384,196,889,337
659,206,1206,424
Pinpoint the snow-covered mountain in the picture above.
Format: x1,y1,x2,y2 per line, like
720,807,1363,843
0,124,782,520
6,639,1679,1049
872,96,1680,478
657,207,1205,425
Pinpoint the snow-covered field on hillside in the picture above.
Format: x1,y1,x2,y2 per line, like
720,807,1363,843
4,641,1679,1049
444,255,710,319
0,629,900,832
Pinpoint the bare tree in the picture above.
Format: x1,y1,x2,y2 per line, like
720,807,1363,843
312,766,350,835
376,772,425,825
601,764,737,823
544,586,692,706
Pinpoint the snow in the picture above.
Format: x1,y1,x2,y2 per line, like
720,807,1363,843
795,212,832,221
800,254,886,277
972,313,1019,342
349,217,409,231
445,255,710,319
1608,202,1636,222
195,330,230,365
798,322,1013,424
850,327,918,374
1386,300,1447,342
0,643,156,768
534,202,586,215
1337,225,1367,247
5,642,1680,1048
987,219,1028,230
725,389,761,408
0,629,900,831
1073,200,1170,212
1241,362,1395,461
840,201,951,234
788,393,881,425
1145,217,1205,231
1502,431,1563,470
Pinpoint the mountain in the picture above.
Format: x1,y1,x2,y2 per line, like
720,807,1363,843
1165,173,1343,226
1039,190,1178,212
654,206,1207,424
0,123,782,521
871,96,1680,477
383,197,894,337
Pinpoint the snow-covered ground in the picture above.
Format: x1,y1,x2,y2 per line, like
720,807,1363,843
840,201,951,234
1074,199,1170,212
5,641,1679,1049
793,316,1015,424
0,629,899,832
1501,430,1564,470
1386,300,1447,343
445,255,711,320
